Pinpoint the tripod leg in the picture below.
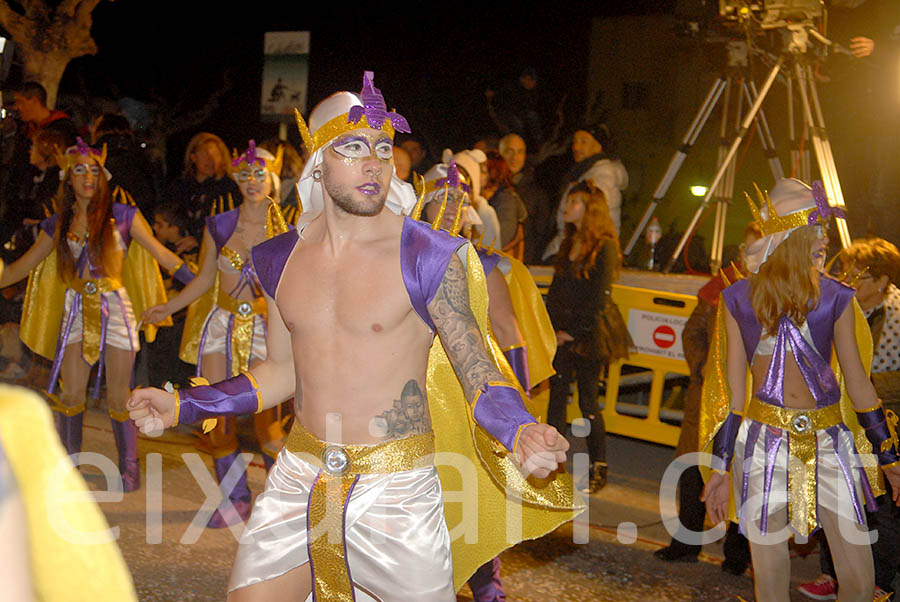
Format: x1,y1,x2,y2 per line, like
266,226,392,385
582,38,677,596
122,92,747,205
795,63,851,247
664,55,785,273
744,81,785,180
624,78,726,256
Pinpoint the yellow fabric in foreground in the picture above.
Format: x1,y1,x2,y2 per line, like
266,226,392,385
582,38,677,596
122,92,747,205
430,244,584,591
0,386,137,601
698,296,884,512
20,242,170,362
502,253,557,392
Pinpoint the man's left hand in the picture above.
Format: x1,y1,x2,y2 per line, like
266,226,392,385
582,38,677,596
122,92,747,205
515,423,569,478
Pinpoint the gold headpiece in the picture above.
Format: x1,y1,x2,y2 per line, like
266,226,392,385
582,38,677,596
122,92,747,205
230,141,283,176
294,71,410,158
744,183,816,237
56,137,107,175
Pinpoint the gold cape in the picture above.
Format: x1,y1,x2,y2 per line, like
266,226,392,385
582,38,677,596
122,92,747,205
0,385,137,600
697,295,884,513
431,244,584,590
497,251,557,389
20,230,171,362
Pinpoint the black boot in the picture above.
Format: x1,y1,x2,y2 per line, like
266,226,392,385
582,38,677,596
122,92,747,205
582,461,607,493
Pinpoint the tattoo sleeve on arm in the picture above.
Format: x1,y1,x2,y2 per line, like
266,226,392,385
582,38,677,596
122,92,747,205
428,253,505,402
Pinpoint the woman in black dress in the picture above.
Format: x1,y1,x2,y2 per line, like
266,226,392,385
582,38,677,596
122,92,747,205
546,181,630,493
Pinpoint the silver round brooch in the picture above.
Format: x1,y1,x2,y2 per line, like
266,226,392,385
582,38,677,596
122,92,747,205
83,281,98,295
322,446,351,475
237,302,252,317
791,412,811,434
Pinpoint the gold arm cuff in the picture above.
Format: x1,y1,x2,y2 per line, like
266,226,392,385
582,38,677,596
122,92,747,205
500,343,525,352
881,459,900,470
172,389,181,427
242,371,264,414
511,421,538,456
168,260,184,275
855,401,885,414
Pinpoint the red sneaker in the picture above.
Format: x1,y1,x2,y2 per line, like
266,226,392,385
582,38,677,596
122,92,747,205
797,575,837,600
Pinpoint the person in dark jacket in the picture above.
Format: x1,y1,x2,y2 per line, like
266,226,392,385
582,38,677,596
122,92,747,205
91,114,159,217
546,181,631,493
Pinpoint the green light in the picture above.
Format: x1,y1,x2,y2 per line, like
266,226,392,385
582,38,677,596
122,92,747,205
690,186,708,197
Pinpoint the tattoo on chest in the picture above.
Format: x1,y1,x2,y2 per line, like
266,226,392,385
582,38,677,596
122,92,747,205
370,380,429,439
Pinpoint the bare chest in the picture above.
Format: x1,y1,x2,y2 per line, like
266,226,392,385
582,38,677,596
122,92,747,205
277,246,415,338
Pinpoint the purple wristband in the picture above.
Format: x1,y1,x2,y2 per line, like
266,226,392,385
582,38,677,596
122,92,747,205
175,373,261,426
502,346,531,394
173,262,195,285
856,406,900,467
472,381,537,453
712,412,742,472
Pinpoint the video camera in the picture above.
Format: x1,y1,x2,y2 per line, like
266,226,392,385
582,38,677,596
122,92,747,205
718,0,823,29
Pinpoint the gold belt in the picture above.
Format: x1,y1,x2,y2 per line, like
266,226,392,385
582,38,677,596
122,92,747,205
68,276,123,366
745,397,843,536
215,291,266,376
286,421,434,601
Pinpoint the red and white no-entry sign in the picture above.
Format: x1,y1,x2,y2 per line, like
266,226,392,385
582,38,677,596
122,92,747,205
652,325,676,349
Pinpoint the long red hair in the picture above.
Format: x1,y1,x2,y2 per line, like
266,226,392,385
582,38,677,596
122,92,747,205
54,166,116,280
556,181,621,279
750,226,821,336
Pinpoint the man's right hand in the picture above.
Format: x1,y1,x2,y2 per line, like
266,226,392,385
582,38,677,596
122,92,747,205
175,235,199,254
127,387,177,435
142,304,171,325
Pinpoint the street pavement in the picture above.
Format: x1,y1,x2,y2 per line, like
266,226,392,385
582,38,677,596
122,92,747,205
67,408,830,601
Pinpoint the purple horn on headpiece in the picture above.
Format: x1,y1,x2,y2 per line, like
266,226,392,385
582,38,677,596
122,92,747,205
807,180,846,224
233,139,266,168
347,71,411,134
71,136,99,157
434,159,472,194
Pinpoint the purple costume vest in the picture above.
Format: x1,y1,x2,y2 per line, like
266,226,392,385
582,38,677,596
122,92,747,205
252,217,466,333
722,275,854,410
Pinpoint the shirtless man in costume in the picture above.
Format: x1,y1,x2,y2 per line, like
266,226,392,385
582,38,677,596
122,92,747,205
128,72,574,601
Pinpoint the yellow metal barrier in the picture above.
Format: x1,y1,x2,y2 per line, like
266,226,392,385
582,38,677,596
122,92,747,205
529,267,704,447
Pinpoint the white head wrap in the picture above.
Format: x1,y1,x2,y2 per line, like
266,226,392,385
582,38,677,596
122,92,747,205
744,178,817,273
295,91,416,224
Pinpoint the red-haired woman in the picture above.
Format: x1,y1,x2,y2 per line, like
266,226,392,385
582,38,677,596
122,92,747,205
701,179,900,602
482,150,527,260
545,181,631,493
0,138,192,492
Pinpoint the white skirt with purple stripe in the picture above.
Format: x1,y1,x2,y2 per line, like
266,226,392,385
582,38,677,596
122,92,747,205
731,417,875,537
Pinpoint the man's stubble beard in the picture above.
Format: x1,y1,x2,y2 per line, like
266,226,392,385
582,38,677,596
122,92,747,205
322,162,388,217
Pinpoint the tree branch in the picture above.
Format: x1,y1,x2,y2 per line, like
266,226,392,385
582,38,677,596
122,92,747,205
0,1,29,40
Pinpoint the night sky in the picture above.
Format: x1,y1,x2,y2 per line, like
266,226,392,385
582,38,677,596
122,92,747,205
54,1,676,165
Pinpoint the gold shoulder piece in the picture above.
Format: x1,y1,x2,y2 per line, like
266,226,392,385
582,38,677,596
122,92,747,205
448,192,465,238
431,185,449,230
272,144,284,176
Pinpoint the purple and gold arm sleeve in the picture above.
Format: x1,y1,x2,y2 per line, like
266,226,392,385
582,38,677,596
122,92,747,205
502,345,531,394
171,262,195,286
173,373,262,427
712,411,742,472
856,405,900,468
472,381,538,454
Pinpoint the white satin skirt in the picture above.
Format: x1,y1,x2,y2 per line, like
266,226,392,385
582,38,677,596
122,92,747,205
61,287,139,352
198,306,267,361
732,418,870,536
228,447,455,601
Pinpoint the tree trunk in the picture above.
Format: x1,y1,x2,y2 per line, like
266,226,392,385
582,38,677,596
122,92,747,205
19,47,71,108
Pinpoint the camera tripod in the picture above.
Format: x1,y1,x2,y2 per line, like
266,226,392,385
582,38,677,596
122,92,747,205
624,26,852,273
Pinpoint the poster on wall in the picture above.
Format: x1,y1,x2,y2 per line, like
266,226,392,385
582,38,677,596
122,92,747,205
261,31,310,123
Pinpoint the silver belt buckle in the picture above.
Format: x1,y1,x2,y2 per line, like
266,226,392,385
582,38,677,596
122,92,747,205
322,445,351,475
83,281,98,295
791,411,812,434
236,301,252,317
